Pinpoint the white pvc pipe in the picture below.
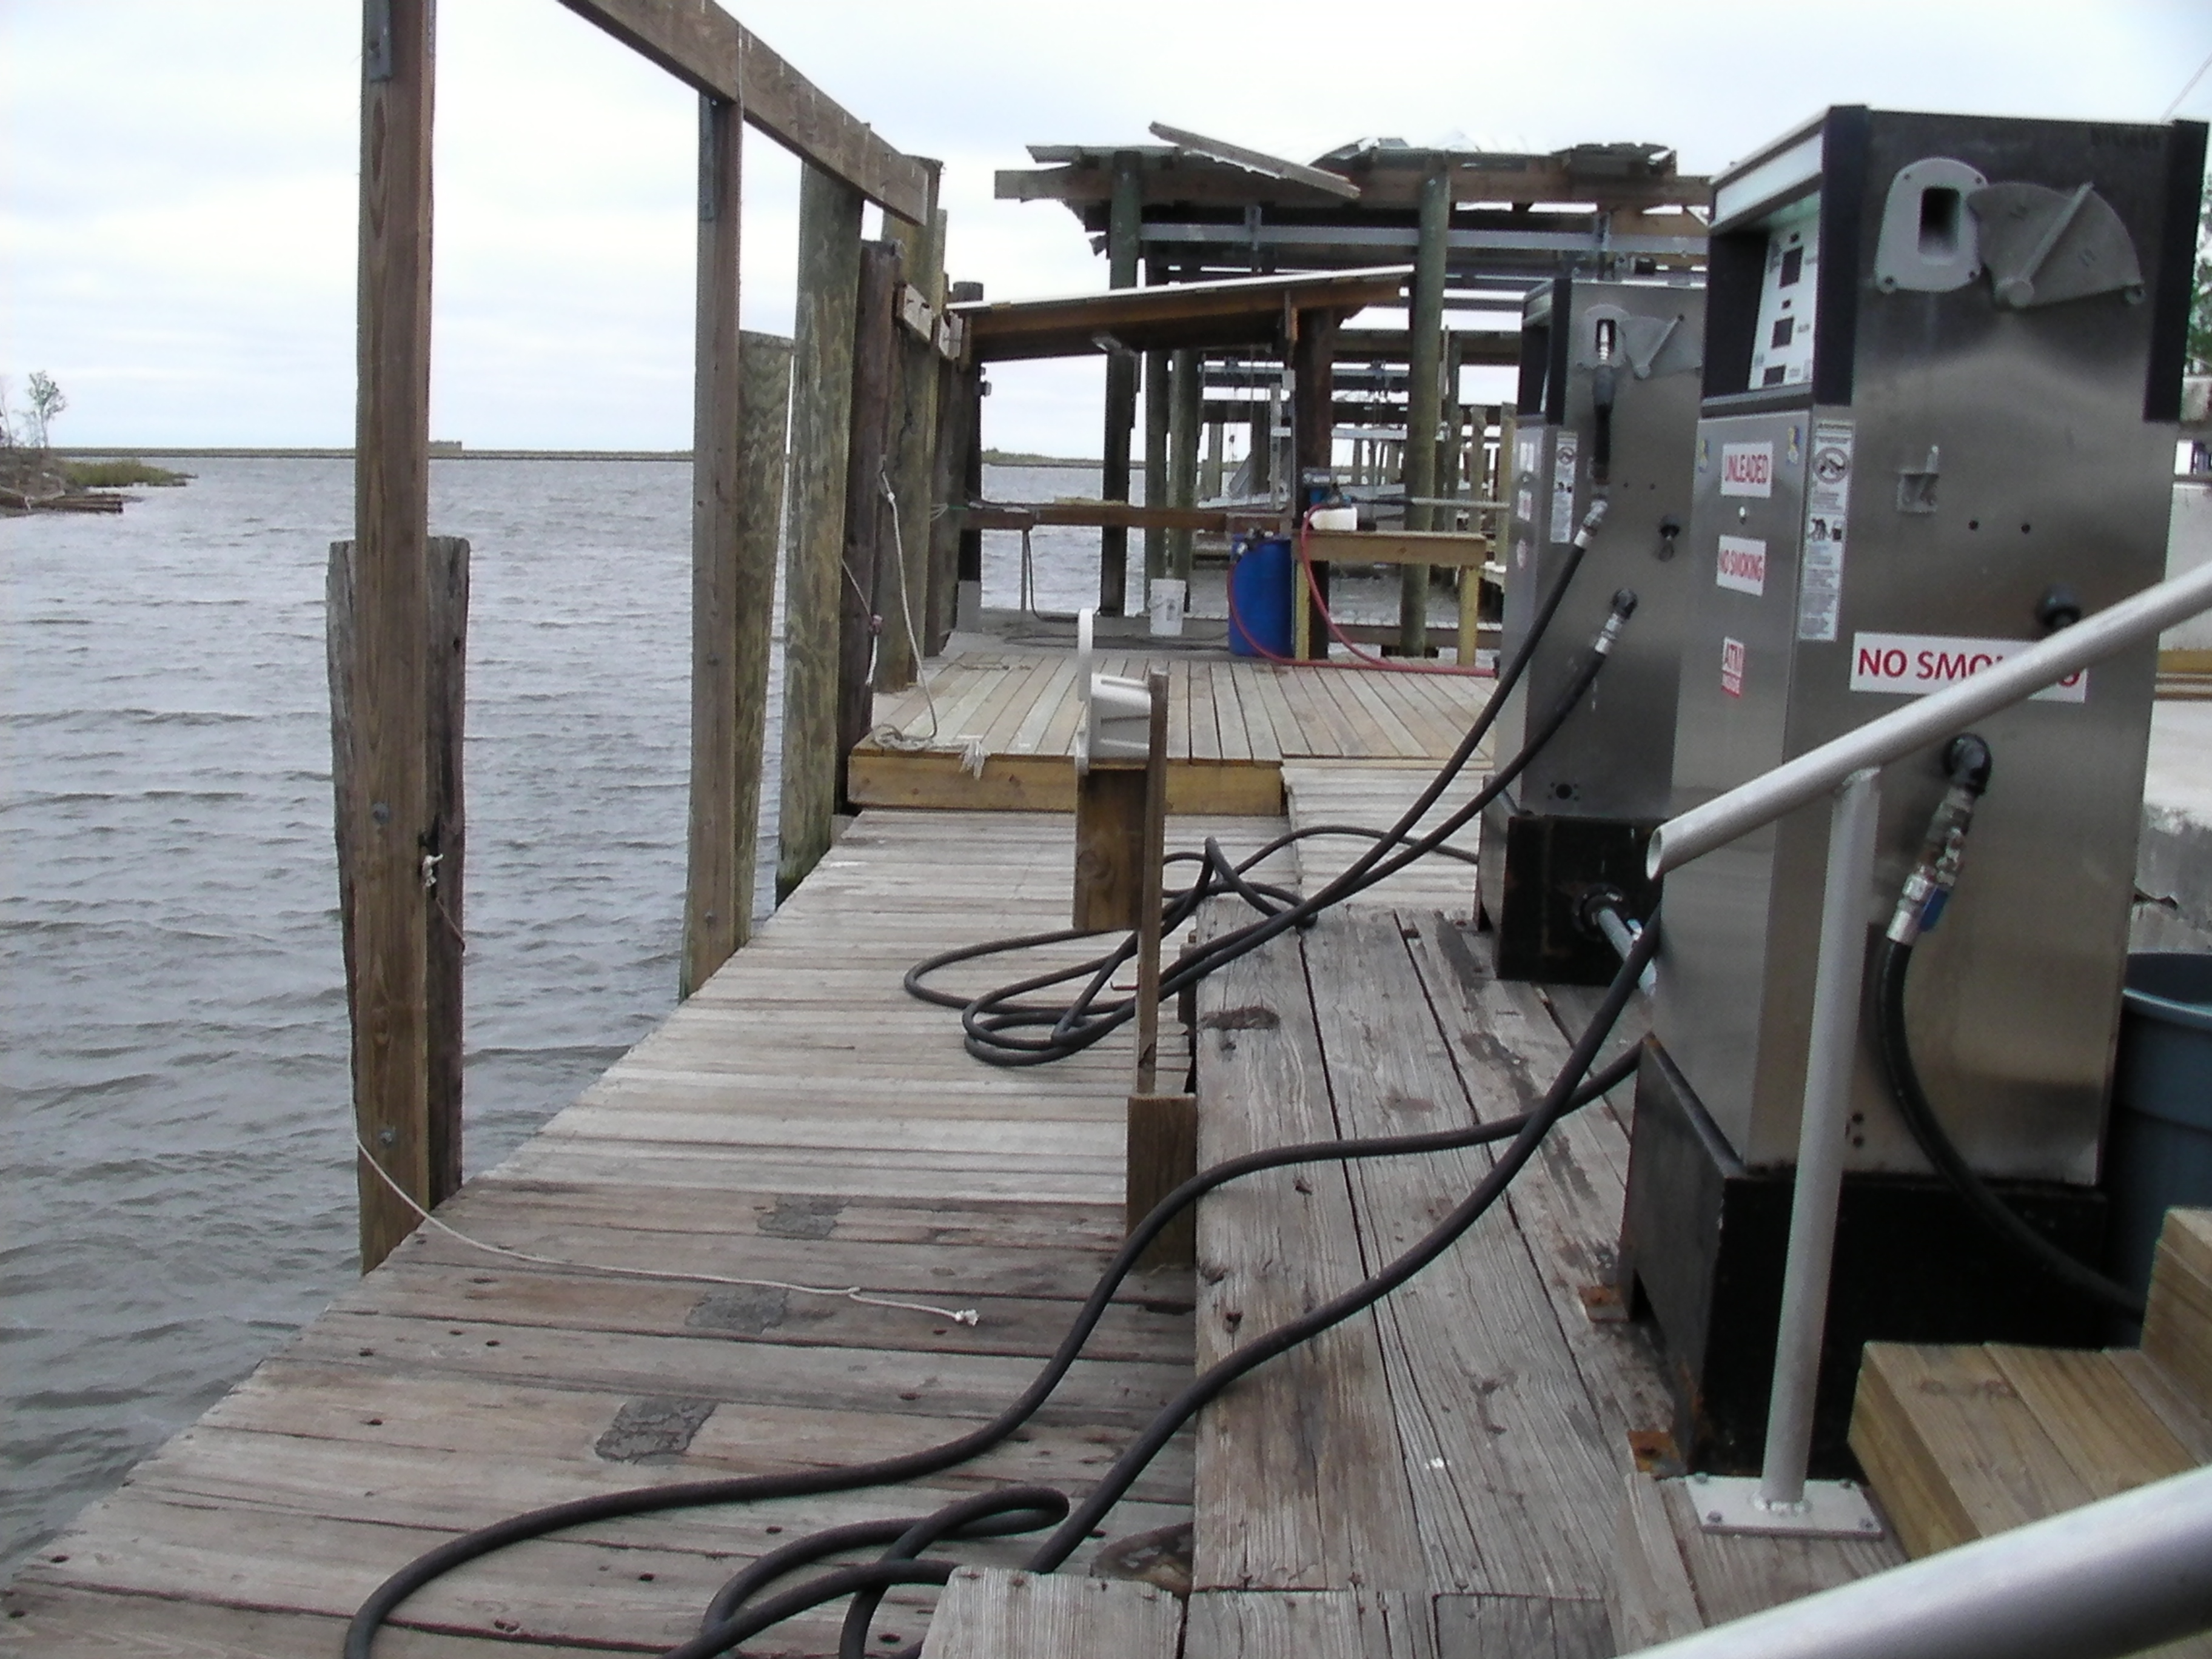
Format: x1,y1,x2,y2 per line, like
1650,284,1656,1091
1626,1465,2212,1659
1757,767,1880,1509
1649,558,2212,877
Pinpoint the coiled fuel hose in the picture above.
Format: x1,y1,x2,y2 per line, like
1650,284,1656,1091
1871,734,2145,1320
908,504,1632,1067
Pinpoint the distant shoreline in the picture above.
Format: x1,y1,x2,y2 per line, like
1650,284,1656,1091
58,446,1105,466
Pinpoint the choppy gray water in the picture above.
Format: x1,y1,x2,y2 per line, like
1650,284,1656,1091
0,455,1421,1575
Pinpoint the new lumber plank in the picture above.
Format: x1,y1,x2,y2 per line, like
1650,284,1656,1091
919,1567,1182,1659
552,0,930,223
2145,1210,2212,1409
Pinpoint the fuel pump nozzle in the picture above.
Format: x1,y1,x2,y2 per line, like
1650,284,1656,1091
1883,734,1994,946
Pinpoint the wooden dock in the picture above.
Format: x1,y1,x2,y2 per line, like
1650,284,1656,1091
849,646,1493,815
1,809,1289,1655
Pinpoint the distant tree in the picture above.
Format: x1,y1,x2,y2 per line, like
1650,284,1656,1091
0,377,14,447
25,371,65,449
2190,176,2212,377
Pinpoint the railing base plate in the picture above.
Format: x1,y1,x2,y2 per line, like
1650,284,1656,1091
1687,1473,1885,1539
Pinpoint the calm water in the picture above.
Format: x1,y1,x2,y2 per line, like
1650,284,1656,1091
0,455,1421,1575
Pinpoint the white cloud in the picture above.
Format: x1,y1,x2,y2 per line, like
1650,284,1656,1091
5,0,2206,452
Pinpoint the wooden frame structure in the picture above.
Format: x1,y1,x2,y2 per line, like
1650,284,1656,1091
338,0,939,1269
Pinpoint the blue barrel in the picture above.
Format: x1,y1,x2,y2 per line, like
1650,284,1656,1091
2104,951,2212,1302
1229,537,1295,659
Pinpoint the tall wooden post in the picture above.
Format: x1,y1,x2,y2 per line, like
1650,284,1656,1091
680,95,748,999
876,169,942,691
1399,169,1450,657
1167,347,1200,582
1201,417,1224,502
344,0,441,1272
1248,406,1272,500
1291,307,1339,658
1099,151,1142,614
838,240,903,807
777,163,862,900
932,280,983,642
1142,341,1170,584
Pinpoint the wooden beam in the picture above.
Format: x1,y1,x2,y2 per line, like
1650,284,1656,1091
1292,309,1338,657
776,163,862,900
929,284,982,638
680,95,745,999
1399,169,1449,656
876,175,943,692
955,266,1412,363
1303,528,1495,568
551,0,930,223
1167,346,1201,581
1147,119,1362,201
1099,151,1143,615
837,240,902,807
347,0,439,1272
328,534,468,1260
964,500,1247,534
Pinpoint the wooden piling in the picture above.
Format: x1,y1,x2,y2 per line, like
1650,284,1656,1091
1142,343,1170,583
1399,169,1449,657
680,95,748,1000
1099,151,1142,614
777,162,863,900
932,280,984,648
329,531,467,1267
344,0,441,1273
1291,307,1339,657
1125,668,1193,1267
1167,347,1200,581
1201,417,1224,503
876,168,943,691
838,240,903,808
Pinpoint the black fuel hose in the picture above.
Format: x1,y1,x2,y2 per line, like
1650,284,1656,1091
803,919,1666,1659
343,1030,1647,1658
917,585,1640,1067
1871,937,2144,1320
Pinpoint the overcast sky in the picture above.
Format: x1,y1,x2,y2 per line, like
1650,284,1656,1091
5,1,2209,457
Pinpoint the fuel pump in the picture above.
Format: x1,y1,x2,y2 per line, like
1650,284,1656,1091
1617,107,2207,1471
1481,276,1704,981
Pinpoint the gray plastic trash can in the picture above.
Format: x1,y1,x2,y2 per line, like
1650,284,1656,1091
2105,952,2212,1304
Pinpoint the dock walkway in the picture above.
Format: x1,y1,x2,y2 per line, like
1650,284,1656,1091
2,809,1288,1656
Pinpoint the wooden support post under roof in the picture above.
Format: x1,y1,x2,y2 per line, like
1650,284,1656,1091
930,280,982,639
552,0,930,223
1144,342,1170,584
876,166,943,692
1099,150,1142,615
346,0,440,1272
838,240,902,808
1167,347,1200,582
1292,309,1339,658
951,349,984,640
1400,169,1450,657
680,94,750,999
777,163,862,900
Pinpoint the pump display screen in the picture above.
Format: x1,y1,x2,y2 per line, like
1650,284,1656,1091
1749,201,1820,389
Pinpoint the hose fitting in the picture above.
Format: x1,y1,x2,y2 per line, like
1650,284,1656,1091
1885,734,1994,945
1592,588,1638,656
1569,498,1610,548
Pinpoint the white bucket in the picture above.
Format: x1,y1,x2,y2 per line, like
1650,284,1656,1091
1148,577,1187,637
1309,505,1359,532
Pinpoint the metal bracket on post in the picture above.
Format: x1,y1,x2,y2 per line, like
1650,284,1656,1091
1696,765,1886,1541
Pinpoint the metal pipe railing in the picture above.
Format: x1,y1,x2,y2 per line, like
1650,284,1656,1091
1628,1464,2212,1659
1648,557,2212,878
1644,557,2212,1524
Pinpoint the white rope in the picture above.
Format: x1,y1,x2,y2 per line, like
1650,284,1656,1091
354,1138,980,1326
866,469,980,756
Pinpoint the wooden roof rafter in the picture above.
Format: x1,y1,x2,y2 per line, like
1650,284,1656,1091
553,0,933,223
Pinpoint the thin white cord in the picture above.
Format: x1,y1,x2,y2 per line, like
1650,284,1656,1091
355,1138,980,1326
866,470,950,752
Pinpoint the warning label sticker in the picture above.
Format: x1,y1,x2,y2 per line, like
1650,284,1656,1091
1719,442,1773,498
1517,432,1540,478
1721,636,1746,699
1549,431,1580,543
1716,535,1767,597
1848,633,2086,703
1797,420,1854,642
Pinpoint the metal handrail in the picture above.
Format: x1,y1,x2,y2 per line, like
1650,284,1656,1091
1649,557,2212,877
1631,1464,2212,1659
1643,555,2212,1523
